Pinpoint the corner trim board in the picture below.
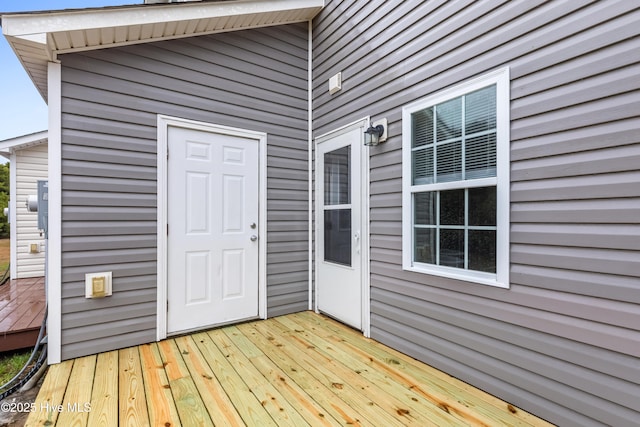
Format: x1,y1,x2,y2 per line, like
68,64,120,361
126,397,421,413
47,62,62,364
9,152,17,280
307,19,314,310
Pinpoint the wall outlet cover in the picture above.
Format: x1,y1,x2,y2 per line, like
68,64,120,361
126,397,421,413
85,272,112,298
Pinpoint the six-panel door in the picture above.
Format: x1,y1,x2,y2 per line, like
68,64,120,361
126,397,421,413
167,126,259,334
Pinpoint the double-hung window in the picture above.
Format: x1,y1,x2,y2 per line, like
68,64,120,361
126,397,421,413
402,68,510,288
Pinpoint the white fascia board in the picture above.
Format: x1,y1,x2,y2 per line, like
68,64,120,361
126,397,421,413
0,131,48,152
1,0,323,36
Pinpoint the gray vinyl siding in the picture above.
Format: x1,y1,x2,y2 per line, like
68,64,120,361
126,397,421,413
59,23,309,360
313,1,639,426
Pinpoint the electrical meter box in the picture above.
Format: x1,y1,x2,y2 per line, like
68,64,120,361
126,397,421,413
37,180,48,235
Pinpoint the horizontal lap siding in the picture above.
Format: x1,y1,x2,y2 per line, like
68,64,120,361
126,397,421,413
60,24,309,360
313,1,639,426
15,143,48,278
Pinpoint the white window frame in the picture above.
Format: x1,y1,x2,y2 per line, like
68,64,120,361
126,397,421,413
402,67,510,288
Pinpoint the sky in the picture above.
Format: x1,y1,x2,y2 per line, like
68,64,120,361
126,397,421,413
0,1,141,145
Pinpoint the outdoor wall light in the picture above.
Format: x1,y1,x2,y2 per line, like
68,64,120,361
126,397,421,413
364,125,384,146
364,118,388,146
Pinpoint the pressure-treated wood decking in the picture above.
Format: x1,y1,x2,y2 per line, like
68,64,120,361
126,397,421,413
0,277,45,352
26,311,553,426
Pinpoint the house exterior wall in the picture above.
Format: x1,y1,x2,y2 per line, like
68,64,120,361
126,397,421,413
59,23,309,360
313,1,640,426
14,143,48,279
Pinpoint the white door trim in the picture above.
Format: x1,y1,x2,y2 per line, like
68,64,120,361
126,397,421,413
314,117,371,337
157,115,267,341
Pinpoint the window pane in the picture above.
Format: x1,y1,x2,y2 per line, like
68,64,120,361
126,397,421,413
324,146,350,205
436,141,462,182
465,85,496,135
412,146,434,185
465,133,496,179
468,230,496,273
436,97,462,142
468,187,496,226
414,228,435,264
408,79,501,278
440,189,464,225
412,108,434,148
439,229,464,268
414,192,436,225
324,209,351,266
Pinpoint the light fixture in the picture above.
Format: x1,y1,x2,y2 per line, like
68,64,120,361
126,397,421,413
364,124,385,146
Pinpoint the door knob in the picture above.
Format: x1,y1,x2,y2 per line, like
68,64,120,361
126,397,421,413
250,235,258,241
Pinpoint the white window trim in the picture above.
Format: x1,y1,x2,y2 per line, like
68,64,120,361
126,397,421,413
402,67,510,288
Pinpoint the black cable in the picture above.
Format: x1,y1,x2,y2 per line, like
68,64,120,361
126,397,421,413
0,305,48,400
0,346,47,401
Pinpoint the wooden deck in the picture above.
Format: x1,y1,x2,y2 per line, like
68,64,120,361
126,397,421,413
26,311,553,426
0,276,45,352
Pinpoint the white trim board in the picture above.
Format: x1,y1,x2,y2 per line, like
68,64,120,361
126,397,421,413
47,62,62,365
9,151,17,280
307,20,314,311
156,115,268,341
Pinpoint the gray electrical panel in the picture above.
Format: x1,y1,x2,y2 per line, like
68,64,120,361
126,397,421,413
37,180,48,236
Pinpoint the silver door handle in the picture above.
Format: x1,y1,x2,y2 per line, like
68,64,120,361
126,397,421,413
250,235,258,241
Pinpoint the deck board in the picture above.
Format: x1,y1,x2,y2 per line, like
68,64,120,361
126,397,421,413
0,277,46,352
213,327,311,427
158,339,214,426
26,312,555,426
247,319,413,427
24,360,73,427
272,315,458,426
289,312,527,426
139,342,180,426
195,329,280,427
118,346,150,427
292,312,543,426
224,326,340,426
174,335,247,426
87,351,118,427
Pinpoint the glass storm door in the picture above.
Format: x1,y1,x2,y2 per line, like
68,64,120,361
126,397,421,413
317,126,362,330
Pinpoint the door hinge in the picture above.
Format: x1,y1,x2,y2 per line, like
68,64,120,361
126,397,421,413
167,224,169,235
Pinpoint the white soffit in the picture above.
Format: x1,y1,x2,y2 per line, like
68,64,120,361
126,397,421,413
1,0,324,100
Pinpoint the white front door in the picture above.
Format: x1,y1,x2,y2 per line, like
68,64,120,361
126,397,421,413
316,121,367,330
167,125,259,334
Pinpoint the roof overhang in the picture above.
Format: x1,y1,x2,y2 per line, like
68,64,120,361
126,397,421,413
0,130,48,159
1,0,324,101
